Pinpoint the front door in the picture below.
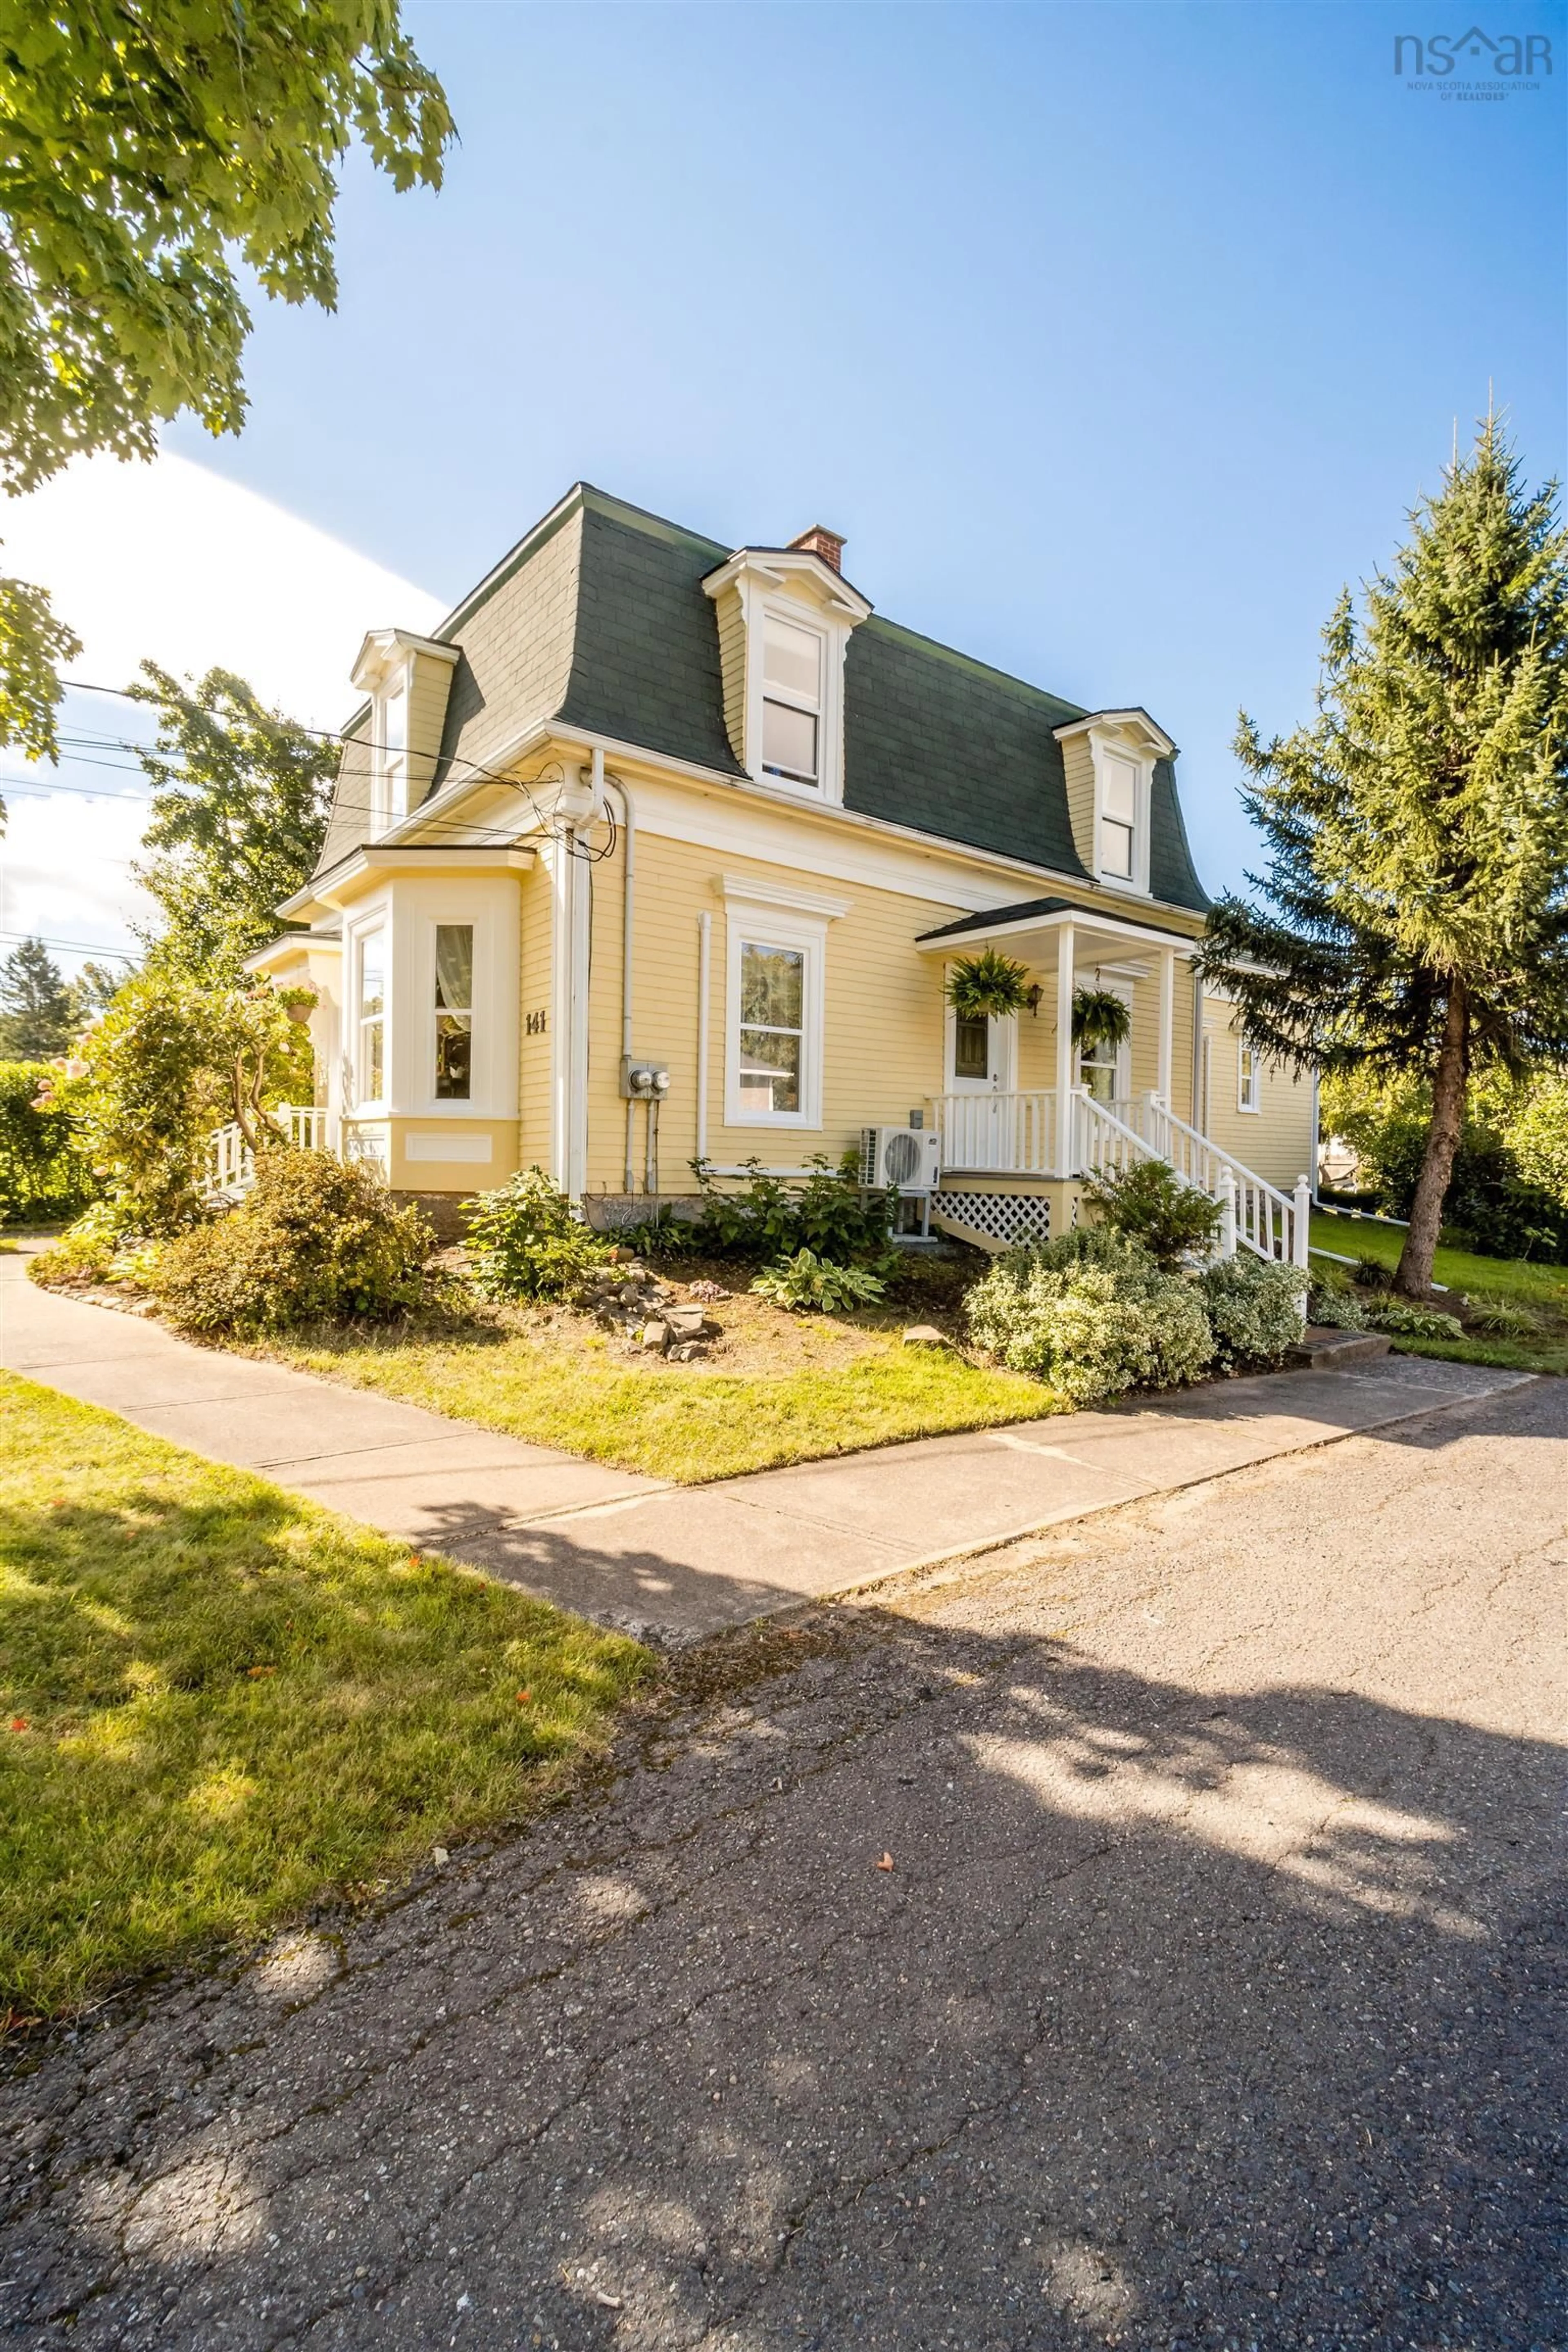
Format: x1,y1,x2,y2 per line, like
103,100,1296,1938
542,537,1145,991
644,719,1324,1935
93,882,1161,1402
945,1006,1016,1169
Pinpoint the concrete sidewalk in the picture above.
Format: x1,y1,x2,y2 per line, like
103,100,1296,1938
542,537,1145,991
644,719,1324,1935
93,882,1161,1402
1,1248,1533,1642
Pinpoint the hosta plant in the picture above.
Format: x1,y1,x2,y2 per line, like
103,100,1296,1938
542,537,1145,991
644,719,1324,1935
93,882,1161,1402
751,1249,886,1313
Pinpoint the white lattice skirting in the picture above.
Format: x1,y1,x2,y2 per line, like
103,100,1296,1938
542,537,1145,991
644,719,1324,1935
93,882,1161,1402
931,1189,1053,1247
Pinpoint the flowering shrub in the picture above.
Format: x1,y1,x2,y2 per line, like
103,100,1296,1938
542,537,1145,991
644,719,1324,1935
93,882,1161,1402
153,1150,432,1332
1195,1252,1307,1371
0,1061,95,1225
751,1249,886,1312
463,1167,612,1302
966,1229,1214,1406
1307,1263,1369,1329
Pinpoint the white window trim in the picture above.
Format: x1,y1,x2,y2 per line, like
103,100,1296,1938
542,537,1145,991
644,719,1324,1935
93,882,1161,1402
1089,735,1154,898
724,902,830,1130
429,918,475,1111
351,921,388,1113
734,572,859,807
758,610,825,790
370,669,411,835
1238,1041,1262,1113
1074,974,1133,1102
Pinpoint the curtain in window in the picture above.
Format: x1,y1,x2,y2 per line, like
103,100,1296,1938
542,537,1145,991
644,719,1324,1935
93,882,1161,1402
434,924,474,1100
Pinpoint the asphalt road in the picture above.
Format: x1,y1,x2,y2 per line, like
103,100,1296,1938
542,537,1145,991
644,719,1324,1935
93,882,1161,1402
3,1377,1564,2351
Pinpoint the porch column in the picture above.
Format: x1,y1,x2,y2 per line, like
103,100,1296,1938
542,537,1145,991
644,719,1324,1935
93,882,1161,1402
1156,946,1176,1105
1053,919,1075,1175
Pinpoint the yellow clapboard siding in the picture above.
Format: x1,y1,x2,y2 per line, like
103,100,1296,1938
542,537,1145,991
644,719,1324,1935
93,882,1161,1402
580,831,964,1192
518,856,555,1167
1200,1001,1315,1191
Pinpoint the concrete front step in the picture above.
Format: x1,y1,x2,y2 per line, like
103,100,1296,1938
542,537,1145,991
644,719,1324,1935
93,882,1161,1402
1287,1326,1393,1370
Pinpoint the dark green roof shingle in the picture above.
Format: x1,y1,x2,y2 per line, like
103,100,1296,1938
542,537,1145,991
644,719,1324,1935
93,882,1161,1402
315,484,1209,913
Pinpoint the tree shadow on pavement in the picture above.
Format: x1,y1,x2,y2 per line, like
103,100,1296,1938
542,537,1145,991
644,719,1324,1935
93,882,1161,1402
2,1604,1562,2352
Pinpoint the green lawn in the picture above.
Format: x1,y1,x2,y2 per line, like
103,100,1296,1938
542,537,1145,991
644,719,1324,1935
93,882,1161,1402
1310,1208,1568,1373
273,1323,1060,1483
1310,1209,1568,1312
0,1374,650,2025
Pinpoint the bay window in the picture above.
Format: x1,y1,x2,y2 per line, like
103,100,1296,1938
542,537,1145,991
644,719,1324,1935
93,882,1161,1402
357,929,386,1104
434,924,474,1100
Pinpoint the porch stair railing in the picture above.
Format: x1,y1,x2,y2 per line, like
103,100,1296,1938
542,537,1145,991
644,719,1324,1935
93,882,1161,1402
931,1086,1310,1267
200,1105,325,1201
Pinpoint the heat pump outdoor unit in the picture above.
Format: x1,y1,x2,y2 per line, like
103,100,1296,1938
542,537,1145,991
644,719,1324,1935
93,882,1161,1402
860,1125,942,1193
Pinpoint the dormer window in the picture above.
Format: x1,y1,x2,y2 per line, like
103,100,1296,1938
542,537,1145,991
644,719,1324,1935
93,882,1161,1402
761,614,824,786
1100,752,1138,880
349,628,461,842
1052,708,1177,901
374,673,408,831
702,534,872,808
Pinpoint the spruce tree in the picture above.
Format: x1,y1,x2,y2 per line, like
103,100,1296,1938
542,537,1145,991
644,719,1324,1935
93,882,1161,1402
1198,417,1568,1296
0,936,77,1058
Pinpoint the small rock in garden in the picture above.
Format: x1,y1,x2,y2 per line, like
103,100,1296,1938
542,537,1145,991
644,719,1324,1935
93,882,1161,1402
619,1282,644,1306
666,1305,709,1338
687,1279,730,1301
641,1320,670,1352
902,1324,951,1348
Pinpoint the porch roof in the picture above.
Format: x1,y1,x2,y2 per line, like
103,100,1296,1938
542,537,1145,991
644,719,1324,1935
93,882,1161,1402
915,896,1201,955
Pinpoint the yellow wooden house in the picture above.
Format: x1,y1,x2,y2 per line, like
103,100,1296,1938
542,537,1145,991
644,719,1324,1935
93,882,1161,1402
250,485,1316,1259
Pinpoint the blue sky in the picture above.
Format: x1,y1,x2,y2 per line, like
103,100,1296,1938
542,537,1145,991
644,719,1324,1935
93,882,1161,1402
11,0,1566,965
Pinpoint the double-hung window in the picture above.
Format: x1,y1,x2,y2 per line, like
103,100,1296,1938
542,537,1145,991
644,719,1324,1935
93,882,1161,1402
760,614,823,788
357,929,386,1104
1100,753,1137,881
737,940,805,1115
434,924,473,1100
374,679,407,832
1238,1042,1262,1112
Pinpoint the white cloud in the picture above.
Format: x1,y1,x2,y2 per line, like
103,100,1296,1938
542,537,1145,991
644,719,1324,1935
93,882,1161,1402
3,447,445,726
0,450,444,973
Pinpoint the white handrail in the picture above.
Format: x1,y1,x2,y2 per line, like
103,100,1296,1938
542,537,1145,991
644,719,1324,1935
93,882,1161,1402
1072,1087,1160,1181
1142,1094,1309,1266
200,1105,324,1200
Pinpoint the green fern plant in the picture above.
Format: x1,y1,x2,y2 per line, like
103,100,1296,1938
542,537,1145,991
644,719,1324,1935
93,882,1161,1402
945,951,1033,1021
1071,986,1132,1053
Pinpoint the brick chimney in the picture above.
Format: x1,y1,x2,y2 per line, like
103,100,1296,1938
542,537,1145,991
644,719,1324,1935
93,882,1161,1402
787,524,844,575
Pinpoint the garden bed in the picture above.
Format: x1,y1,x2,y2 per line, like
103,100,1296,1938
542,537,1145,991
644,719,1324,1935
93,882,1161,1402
257,1249,1062,1483
1308,1210,1568,1374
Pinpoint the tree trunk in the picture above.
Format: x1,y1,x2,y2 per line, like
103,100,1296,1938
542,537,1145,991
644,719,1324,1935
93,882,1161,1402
1395,983,1469,1297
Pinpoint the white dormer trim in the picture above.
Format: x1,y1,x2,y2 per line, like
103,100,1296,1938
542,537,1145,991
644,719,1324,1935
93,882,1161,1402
1053,710,1174,900
702,550,871,808
350,630,461,837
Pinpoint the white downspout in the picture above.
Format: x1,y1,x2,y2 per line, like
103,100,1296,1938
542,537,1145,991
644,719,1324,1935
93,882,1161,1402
1190,968,1206,1133
696,911,712,1165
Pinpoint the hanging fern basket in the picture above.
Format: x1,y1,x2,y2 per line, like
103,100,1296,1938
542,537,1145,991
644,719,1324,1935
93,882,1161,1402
944,950,1034,1022
1071,985,1132,1053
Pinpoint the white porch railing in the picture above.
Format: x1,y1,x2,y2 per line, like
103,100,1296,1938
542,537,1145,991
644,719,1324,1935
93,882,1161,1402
200,1105,324,1200
932,1090,1058,1174
930,1086,1311,1267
